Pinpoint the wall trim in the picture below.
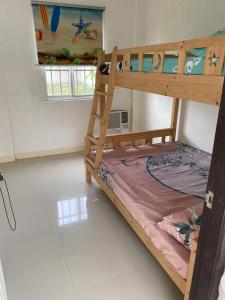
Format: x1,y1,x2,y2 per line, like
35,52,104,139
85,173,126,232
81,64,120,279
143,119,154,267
0,155,16,164
15,146,84,160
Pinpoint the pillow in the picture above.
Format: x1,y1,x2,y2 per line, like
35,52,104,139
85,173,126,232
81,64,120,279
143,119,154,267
158,204,203,249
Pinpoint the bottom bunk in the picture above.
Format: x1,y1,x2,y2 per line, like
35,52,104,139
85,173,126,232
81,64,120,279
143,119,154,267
85,142,210,299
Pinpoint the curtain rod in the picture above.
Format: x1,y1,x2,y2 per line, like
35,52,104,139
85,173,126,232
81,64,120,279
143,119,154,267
31,1,105,11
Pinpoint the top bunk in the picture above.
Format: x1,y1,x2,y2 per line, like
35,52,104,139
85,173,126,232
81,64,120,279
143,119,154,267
101,34,225,106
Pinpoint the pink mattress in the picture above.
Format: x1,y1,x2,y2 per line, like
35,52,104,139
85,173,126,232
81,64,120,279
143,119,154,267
98,142,210,279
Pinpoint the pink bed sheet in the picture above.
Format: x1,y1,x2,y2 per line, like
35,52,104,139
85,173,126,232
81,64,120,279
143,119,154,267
98,142,208,279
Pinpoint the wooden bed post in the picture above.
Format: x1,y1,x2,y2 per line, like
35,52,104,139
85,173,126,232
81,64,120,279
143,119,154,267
184,239,198,300
85,164,92,184
190,79,225,300
171,97,179,141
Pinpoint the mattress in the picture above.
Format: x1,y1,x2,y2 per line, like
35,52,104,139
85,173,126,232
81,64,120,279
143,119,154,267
130,56,225,75
98,142,211,279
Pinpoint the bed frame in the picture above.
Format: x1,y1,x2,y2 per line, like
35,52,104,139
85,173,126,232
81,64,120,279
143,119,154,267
84,34,225,299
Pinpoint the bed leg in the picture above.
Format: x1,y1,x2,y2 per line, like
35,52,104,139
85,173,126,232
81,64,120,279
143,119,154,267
85,167,92,184
184,238,198,300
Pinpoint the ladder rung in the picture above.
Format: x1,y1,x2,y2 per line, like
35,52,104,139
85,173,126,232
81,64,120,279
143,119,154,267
86,156,96,168
92,113,102,121
96,91,108,97
88,135,99,145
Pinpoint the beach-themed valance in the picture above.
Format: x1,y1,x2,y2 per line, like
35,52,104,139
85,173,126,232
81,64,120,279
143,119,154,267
32,2,104,65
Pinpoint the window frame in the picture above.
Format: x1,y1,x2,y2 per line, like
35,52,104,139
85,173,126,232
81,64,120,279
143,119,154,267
42,65,96,102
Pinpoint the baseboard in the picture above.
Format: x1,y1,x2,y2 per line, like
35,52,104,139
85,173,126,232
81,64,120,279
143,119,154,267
15,146,84,160
0,155,16,164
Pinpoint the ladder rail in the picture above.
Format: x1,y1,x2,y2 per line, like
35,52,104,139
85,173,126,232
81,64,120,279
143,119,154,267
85,50,105,157
85,47,118,179
86,51,105,137
95,47,117,168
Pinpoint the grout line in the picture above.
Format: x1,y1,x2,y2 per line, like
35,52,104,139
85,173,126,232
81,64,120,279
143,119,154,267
76,265,151,295
56,205,152,295
57,225,80,297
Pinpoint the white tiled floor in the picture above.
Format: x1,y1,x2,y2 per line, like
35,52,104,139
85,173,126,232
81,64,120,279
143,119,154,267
0,153,182,300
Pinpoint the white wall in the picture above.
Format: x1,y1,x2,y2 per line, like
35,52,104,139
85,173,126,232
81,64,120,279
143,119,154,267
0,0,143,160
2,0,220,158
140,0,225,153
0,77,15,163
131,0,148,132
0,12,15,162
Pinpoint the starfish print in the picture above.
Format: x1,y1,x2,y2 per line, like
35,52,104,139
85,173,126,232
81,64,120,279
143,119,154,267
209,53,219,66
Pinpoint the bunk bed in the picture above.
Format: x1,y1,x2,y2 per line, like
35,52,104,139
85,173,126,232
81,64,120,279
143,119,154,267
84,34,225,300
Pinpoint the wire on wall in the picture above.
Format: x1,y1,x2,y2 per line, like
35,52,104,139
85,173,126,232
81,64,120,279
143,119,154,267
0,173,16,231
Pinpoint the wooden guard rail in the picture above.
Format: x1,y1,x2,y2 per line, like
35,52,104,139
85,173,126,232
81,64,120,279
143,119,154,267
103,35,225,105
93,128,173,149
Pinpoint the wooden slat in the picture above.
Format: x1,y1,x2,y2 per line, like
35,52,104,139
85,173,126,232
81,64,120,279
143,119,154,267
112,140,120,148
88,135,99,145
153,51,164,73
104,53,123,62
86,156,95,168
171,98,180,141
96,91,109,97
123,54,131,72
117,42,182,55
183,35,225,50
92,113,102,121
103,128,173,144
138,53,143,72
86,162,187,294
115,35,225,55
104,53,112,62
115,71,224,105
148,137,153,145
178,49,186,74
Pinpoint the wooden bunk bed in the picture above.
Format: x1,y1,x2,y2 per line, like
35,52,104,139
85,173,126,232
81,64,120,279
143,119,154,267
84,34,225,300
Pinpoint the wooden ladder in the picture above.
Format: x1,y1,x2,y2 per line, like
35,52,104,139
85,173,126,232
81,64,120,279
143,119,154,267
85,47,117,182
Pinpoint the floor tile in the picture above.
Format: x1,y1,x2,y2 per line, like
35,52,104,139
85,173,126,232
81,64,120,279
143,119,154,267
0,153,182,300
5,258,77,300
78,267,182,300
58,192,154,290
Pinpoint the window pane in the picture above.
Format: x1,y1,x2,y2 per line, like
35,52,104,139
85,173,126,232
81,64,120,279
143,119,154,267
73,67,96,96
44,66,96,99
45,70,53,96
77,69,85,96
52,70,62,96
60,70,72,96
84,68,96,95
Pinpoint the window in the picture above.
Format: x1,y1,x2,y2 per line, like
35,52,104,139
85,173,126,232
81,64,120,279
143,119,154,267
44,66,96,100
